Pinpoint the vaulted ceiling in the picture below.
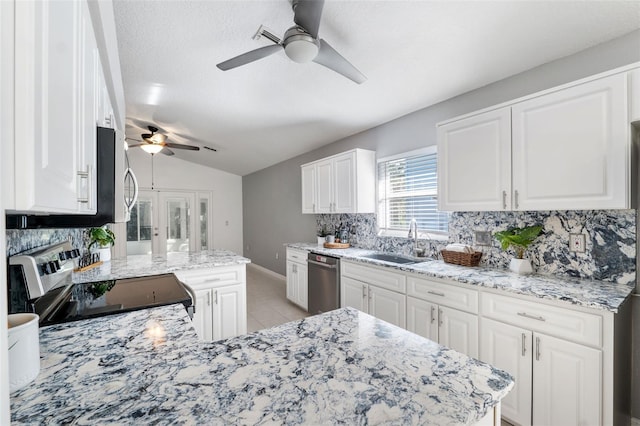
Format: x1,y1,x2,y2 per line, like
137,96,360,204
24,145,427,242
114,0,640,176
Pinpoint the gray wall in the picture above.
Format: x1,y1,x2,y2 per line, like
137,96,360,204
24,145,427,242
243,29,640,276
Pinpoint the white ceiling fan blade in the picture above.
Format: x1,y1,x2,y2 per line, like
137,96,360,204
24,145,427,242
312,39,367,84
293,0,325,39
161,148,175,156
217,44,283,71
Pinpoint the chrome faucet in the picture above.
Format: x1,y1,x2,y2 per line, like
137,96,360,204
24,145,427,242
408,218,418,257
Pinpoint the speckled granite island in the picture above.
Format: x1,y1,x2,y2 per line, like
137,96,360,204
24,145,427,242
72,249,251,283
10,304,513,425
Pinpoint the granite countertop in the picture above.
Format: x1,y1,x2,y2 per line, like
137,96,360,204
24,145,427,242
72,249,251,283
288,243,635,313
10,304,513,425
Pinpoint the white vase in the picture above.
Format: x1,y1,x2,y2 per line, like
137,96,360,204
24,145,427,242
97,246,112,262
317,236,325,246
509,258,533,274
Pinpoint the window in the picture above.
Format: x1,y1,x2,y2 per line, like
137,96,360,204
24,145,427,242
377,147,449,235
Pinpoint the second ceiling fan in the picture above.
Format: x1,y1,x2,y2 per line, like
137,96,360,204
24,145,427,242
127,126,201,156
216,0,366,84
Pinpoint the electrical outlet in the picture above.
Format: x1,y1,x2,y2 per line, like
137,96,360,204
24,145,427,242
275,252,279,260
569,234,586,253
475,230,492,246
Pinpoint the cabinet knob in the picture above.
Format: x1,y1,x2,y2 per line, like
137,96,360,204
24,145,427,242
521,333,527,357
502,190,507,210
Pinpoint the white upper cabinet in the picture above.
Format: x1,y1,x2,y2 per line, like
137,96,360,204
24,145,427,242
512,74,628,210
438,108,511,211
301,149,376,214
438,70,633,211
7,0,121,214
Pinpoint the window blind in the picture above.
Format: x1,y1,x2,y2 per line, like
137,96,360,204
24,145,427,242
378,151,449,234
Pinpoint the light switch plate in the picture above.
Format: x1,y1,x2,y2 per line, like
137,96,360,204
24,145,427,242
475,231,492,246
569,234,586,253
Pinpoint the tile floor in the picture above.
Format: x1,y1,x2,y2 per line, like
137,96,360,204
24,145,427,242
246,264,309,332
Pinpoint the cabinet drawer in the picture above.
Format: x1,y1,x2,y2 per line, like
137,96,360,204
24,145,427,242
174,266,242,289
407,275,478,314
481,292,602,347
341,261,406,293
286,248,307,263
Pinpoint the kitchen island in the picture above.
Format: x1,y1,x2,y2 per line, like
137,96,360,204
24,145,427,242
10,304,513,425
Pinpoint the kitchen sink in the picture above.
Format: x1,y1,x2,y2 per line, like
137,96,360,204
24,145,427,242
363,253,418,264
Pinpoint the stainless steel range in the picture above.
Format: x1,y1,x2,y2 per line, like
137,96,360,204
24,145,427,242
8,241,192,326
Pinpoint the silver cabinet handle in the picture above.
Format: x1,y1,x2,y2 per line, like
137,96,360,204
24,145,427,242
312,203,315,213
207,292,211,306
214,290,218,305
293,264,297,273
362,285,367,298
77,169,90,203
502,190,507,210
430,306,436,324
427,290,445,297
307,259,337,269
438,308,443,326
522,333,527,357
517,312,546,322
535,336,541,361
514,190,520,209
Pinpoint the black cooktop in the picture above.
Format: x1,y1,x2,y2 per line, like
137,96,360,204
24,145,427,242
39,273,192,326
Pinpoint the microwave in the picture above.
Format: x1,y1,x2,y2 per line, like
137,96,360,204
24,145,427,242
6,127,138,229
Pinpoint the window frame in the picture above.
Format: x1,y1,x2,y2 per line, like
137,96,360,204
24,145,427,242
376,146,448,240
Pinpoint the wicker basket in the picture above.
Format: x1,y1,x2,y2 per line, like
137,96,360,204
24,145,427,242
440,250,482,267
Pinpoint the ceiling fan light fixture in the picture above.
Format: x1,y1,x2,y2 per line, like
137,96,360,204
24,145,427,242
140,143,164,155
283,30,319,63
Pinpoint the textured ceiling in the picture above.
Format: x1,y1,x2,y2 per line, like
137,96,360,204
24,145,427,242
113,0,640,176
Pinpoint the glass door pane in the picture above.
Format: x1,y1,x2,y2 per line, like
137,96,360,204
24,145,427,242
126,190,155,255
158,192,196,254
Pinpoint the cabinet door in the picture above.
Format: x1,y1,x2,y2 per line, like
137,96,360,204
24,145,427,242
368,285,406,328
192,288,213,341
480,318,533,426
333,152,356,213
301,164,316,214
212,283,247,341
77,1,98,214
406,296,438,342
533,333,602,426
512,74,628,210
437,108,511,211
341,276,368,313
296,261,308,311
14,0,82,213
315,159,333,213
438,305,478,358
286,261,297,304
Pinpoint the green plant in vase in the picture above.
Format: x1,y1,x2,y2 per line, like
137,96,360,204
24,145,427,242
88,227,115,262
494,225,543,274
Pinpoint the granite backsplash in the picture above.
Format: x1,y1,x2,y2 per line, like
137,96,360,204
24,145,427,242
316,210,636,284
6,228,90,257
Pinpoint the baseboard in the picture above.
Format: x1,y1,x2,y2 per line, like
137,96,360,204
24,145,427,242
631,417,640,426
247,263,286,282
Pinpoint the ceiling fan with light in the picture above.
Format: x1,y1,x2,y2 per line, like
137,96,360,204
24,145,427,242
216,0,366,84
126,126,204,155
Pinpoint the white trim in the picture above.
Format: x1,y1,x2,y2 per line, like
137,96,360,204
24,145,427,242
377,145,437,164
437,61,640,127
247,263,286,282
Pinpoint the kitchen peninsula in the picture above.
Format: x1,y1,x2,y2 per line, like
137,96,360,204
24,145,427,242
10,304,513,425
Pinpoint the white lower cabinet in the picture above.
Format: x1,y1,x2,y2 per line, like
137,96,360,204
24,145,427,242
407,296,478,358
285,248,308,311
341,276,406,328
480,294,605,426
175,265,247,342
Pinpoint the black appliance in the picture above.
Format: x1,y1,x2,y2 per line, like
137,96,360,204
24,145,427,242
6,127,137,229
7,241,193,325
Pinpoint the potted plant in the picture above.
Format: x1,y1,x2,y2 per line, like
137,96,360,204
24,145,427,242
494,225,543,274
89,227,116,262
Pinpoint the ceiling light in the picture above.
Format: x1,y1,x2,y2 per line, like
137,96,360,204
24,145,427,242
140,144,164,155
284,38,318,63
145,133,167,143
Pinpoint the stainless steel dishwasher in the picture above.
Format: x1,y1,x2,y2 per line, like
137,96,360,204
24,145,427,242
307,252,340,315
